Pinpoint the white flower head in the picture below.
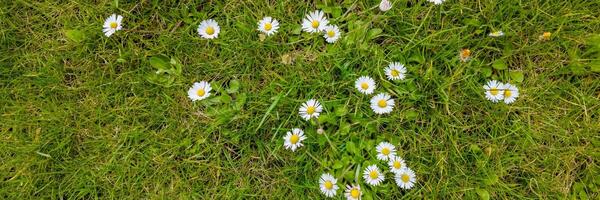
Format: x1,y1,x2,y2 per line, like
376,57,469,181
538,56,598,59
344,184,362,200
385,62,407,81
302,10,328,33
363,165,385,186
395,167,417,189
103,14,123,37
187,81,212,101
323,25,341,43
319,173,339,197
459,49,472,62
379,0,392,11
370,93,395,114
258,16,279,36
428,0,446,5
198,19,220,39
355,76,376,95
283,128,306,152
376,142,396,161
502,83,520,104
489,31,505,37
299,99,323,121
388,156,407,174
483,80,504,103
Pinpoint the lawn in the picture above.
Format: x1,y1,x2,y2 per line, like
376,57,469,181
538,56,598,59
1,0,599,199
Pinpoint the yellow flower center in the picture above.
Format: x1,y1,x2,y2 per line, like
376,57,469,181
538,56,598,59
311,20,319,28
490,88,499,95
206,26,215,35
360,82,369,90
306,106,315,115
461,49,471,58
324,181,333,189
369,170,379,179
393,161,402,169
378,99,387,108
401,174,410,183
391,69,400,77
290,134,299,144
543,32,551,39
382,148,390,155
350,188,360,198
504,90,512,97
327,30,335,37
197,89,205,97
264,23,272,31
110,22,118,29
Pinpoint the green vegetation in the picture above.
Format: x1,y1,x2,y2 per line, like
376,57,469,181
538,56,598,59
1,0,599,199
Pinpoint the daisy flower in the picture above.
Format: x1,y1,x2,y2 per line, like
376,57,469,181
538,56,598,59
323,25,341,43
489,31,505,37
379,0,392,11
376,142,396,161
388,156,407,174
427,0,446,5
370,93,395,114
344,184,361,200
384,62,407,81
395,167,417,190
355,76,376,95
187,81,212,101
283,128,306,151
319,173,339,197
257,16,279,36
459,49,472,62
302,10,328,33
502,83,519,104
483,80,504,103
363,165,385,186
102,14,123,37
197,19,220,39
299,99,323,121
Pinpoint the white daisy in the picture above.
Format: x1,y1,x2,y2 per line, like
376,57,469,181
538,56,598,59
257,16,279,36
302,10,328,33
323,25,341,43
197,19,220,39
483,80,504,103
363,165,385,186
395,167,417,190
102,14,123,37
376,142,396,161
427,0,446,5
459,49,472,62
283,128,306,152
355,76,376,95
344,184,361,200
379,0,392,11
299,99,323,121
187,81,212,101
489,31,505,37
319,173,339,198
370,93,395,114
385,62,407,81
502,83,519,104
388,156,407,174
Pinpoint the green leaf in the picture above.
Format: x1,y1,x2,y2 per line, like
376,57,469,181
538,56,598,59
346,141,358,155
475,189,490,200
590,60,600,72
367,28,383,40
509,71,524,83
409,53,425,64
149,56,170,70
492,59,508,70
332,160,343,169
484,174,499,185
335,105,348,117
404,110,418,120
65,29,85,43
481,67,493,77
226,79,241,94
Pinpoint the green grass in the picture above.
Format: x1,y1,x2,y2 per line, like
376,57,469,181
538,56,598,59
1,0,599,199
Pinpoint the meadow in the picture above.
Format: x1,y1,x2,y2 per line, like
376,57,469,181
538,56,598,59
1,0,599,199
